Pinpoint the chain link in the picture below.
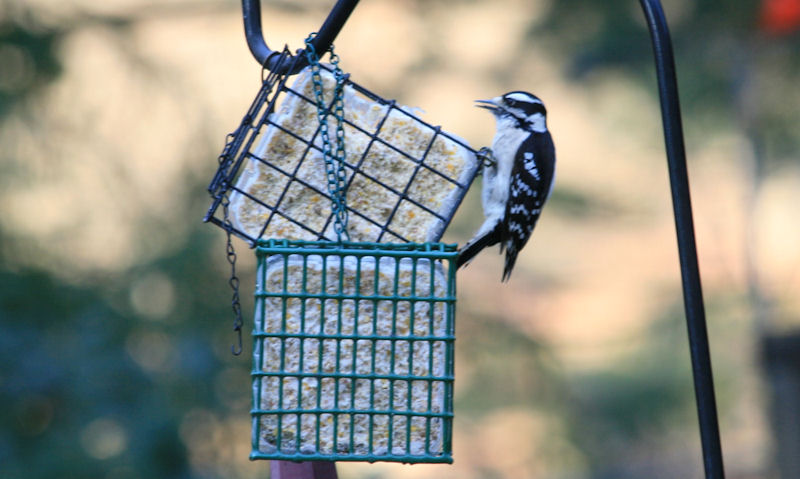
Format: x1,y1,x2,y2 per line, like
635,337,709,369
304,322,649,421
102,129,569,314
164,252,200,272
220,193,244,355
217,132,244,356
304,33,349,241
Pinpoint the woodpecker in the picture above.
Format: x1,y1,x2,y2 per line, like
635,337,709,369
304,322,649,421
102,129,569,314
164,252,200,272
457,91,556,281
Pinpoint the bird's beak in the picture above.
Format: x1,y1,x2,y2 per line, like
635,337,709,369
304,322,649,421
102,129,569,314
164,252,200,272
475,97,502,114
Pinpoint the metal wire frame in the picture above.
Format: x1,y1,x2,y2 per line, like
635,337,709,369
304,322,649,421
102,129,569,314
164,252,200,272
251,240,457,463
205,49,479,247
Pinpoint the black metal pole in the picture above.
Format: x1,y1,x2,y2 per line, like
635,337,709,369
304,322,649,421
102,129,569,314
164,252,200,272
310,0,360,58
637,1,725,478
241,0,360,73
241,0,273,67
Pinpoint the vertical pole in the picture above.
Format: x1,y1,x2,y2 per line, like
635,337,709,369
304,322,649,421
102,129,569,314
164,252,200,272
637,1,725,478
270,460,338,479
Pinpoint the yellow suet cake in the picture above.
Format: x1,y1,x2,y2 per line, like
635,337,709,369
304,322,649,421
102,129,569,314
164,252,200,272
229,67,475,242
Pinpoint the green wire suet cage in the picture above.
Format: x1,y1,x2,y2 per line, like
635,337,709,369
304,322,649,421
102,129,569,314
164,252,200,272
204,47,479,463
252,240,456,462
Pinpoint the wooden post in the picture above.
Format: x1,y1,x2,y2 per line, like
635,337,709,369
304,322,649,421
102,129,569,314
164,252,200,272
270,461,338,479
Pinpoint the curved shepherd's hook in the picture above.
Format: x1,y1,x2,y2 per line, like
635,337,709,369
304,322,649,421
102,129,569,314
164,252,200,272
638,0,725,477
242,0,360,74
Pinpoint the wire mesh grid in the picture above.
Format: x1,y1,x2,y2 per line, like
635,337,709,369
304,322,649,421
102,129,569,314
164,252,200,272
204,48,479,246
252,240,456,463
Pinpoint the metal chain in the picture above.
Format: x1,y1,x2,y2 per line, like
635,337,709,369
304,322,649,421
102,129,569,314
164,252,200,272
217,131,244,356
214,35,347,356
304,33,349,241
220,193,244,355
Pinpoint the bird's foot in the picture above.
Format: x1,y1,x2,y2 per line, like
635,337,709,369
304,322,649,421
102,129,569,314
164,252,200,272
477,146,496,168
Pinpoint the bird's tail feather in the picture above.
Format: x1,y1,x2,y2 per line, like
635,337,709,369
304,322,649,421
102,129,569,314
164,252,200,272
501,246,519,282
457,221,503,269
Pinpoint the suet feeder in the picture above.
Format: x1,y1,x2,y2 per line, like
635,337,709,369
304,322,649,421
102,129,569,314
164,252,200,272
251,239,456,462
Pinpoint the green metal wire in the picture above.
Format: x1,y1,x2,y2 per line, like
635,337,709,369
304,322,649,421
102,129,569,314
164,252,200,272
304,33,349,242
251,240,456,463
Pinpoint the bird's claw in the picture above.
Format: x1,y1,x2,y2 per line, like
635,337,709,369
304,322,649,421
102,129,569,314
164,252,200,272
477,147,496,168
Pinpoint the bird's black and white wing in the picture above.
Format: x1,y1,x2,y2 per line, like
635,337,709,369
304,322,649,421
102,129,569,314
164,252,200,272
501,132,555,281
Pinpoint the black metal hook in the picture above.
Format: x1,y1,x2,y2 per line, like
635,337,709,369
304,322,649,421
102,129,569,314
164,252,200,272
242,0,360,74
637,1,725,477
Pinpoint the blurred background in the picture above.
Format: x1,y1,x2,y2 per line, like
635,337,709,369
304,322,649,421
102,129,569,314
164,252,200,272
2,0,800,477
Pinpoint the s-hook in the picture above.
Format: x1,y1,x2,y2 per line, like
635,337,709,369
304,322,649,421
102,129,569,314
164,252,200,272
242,0,359,74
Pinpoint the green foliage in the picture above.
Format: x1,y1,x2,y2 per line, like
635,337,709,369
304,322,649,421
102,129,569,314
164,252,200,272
0,18,63,117
0,231,252,478
533,0,800,165
0,269,189,478
560,303,696,477
455,312,557,414
0,7,254,477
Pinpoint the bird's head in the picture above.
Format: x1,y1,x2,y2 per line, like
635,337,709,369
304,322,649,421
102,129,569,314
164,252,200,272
476,91,547,133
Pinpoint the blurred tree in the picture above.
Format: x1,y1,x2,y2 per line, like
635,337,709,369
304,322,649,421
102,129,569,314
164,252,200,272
0,266,190,478
0,18,62,117
532,1,800,476
0,230,253,479
0,4,254,478
533,0,800,161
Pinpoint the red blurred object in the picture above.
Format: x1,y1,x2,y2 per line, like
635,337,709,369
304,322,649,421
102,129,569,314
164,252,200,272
760,0,800,34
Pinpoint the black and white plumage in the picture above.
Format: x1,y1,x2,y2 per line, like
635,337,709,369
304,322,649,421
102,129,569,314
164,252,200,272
457,91,556,281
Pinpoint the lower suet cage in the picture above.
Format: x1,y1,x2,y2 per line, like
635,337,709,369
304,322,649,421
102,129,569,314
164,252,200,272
251,240,456,463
